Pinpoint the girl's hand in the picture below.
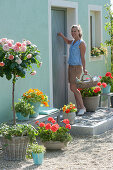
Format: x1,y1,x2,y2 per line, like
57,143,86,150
57,32,63,37
83,69,88,75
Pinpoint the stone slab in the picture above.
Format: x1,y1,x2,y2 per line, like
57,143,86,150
70,108,113,136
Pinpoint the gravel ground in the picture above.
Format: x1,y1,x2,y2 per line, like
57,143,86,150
0,128,113,170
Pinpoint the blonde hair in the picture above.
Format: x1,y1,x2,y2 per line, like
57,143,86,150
71,25,83,38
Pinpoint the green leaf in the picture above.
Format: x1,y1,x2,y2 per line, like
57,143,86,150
5,72,12,80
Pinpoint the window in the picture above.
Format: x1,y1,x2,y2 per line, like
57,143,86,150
88,5,102,59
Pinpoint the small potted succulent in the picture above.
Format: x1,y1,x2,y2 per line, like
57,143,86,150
35,117,72,150
29,142,46,165
22,88,49,118
15,99,35,121
61,103,77,124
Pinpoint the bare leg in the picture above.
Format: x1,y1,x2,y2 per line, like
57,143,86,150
70,83,85,109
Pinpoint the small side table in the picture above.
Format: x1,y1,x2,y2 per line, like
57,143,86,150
99,93,113,109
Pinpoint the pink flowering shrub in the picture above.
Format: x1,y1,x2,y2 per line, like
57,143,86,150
0,38,42,124
35,117,72,142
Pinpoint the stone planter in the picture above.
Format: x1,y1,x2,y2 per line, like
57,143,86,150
42,141,68,150
0,136,29,161
63,112,76,125
82,95,100,112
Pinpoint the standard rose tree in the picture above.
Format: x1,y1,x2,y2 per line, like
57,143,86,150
0,38,42,124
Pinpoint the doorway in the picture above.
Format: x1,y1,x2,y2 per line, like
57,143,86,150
51,8,68,108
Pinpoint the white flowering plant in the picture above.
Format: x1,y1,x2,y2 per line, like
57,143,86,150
0,38,42,124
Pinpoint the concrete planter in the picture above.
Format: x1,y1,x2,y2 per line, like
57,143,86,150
83,95,100,112
43,141,68,150
63,112,76,124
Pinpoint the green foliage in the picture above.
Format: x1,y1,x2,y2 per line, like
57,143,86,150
30,143,46,153
91,46,107,57
26,143,46,159
15,99,35,117
80,87,101,97
0,123,38,143
100,76,112,86
104,4,113,47
37,125,72,143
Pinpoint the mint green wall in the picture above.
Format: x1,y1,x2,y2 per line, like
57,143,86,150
0,0,50,122
77,0,111,77
67,0,110,76
0,0,111,122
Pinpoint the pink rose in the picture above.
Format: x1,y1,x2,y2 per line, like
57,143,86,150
16,42,21,47
27,54,32,59
30,71,36,75
3,44,9,51
26,40,31,45
21,43,26,46
13,45,20,52
1,38,7,43
7,42,13,47
20,46,26,52
8,55,14,60
0,62,5,67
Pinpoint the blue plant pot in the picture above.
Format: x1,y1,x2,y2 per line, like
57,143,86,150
29,102,40,118
32,152,44,165
102,84,111,94
16,112,29,121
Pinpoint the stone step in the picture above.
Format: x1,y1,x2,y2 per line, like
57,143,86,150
70,108,113,136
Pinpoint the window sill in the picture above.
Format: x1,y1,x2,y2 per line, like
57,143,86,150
89,55,103,61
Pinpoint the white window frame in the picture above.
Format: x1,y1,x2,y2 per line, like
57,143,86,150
88,5,103,61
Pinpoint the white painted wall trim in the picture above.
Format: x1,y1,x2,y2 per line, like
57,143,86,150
48,0,78,107
88,5,103,62
51,0,78,8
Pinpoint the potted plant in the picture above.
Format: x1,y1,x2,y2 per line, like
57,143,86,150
27,142,46,165
79,86,101,112
22,88,49,117
15,99,35,121
0,38,41,125
35,117,72,149
99,72,113,93
0,123,38,160
61,103,77,124
91,46,107,57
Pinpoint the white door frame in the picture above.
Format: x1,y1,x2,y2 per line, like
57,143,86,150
48,0,78,107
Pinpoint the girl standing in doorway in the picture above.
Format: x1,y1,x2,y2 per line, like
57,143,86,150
58,25,88,115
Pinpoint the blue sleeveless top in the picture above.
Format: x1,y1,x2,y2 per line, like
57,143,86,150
68,39,83,65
